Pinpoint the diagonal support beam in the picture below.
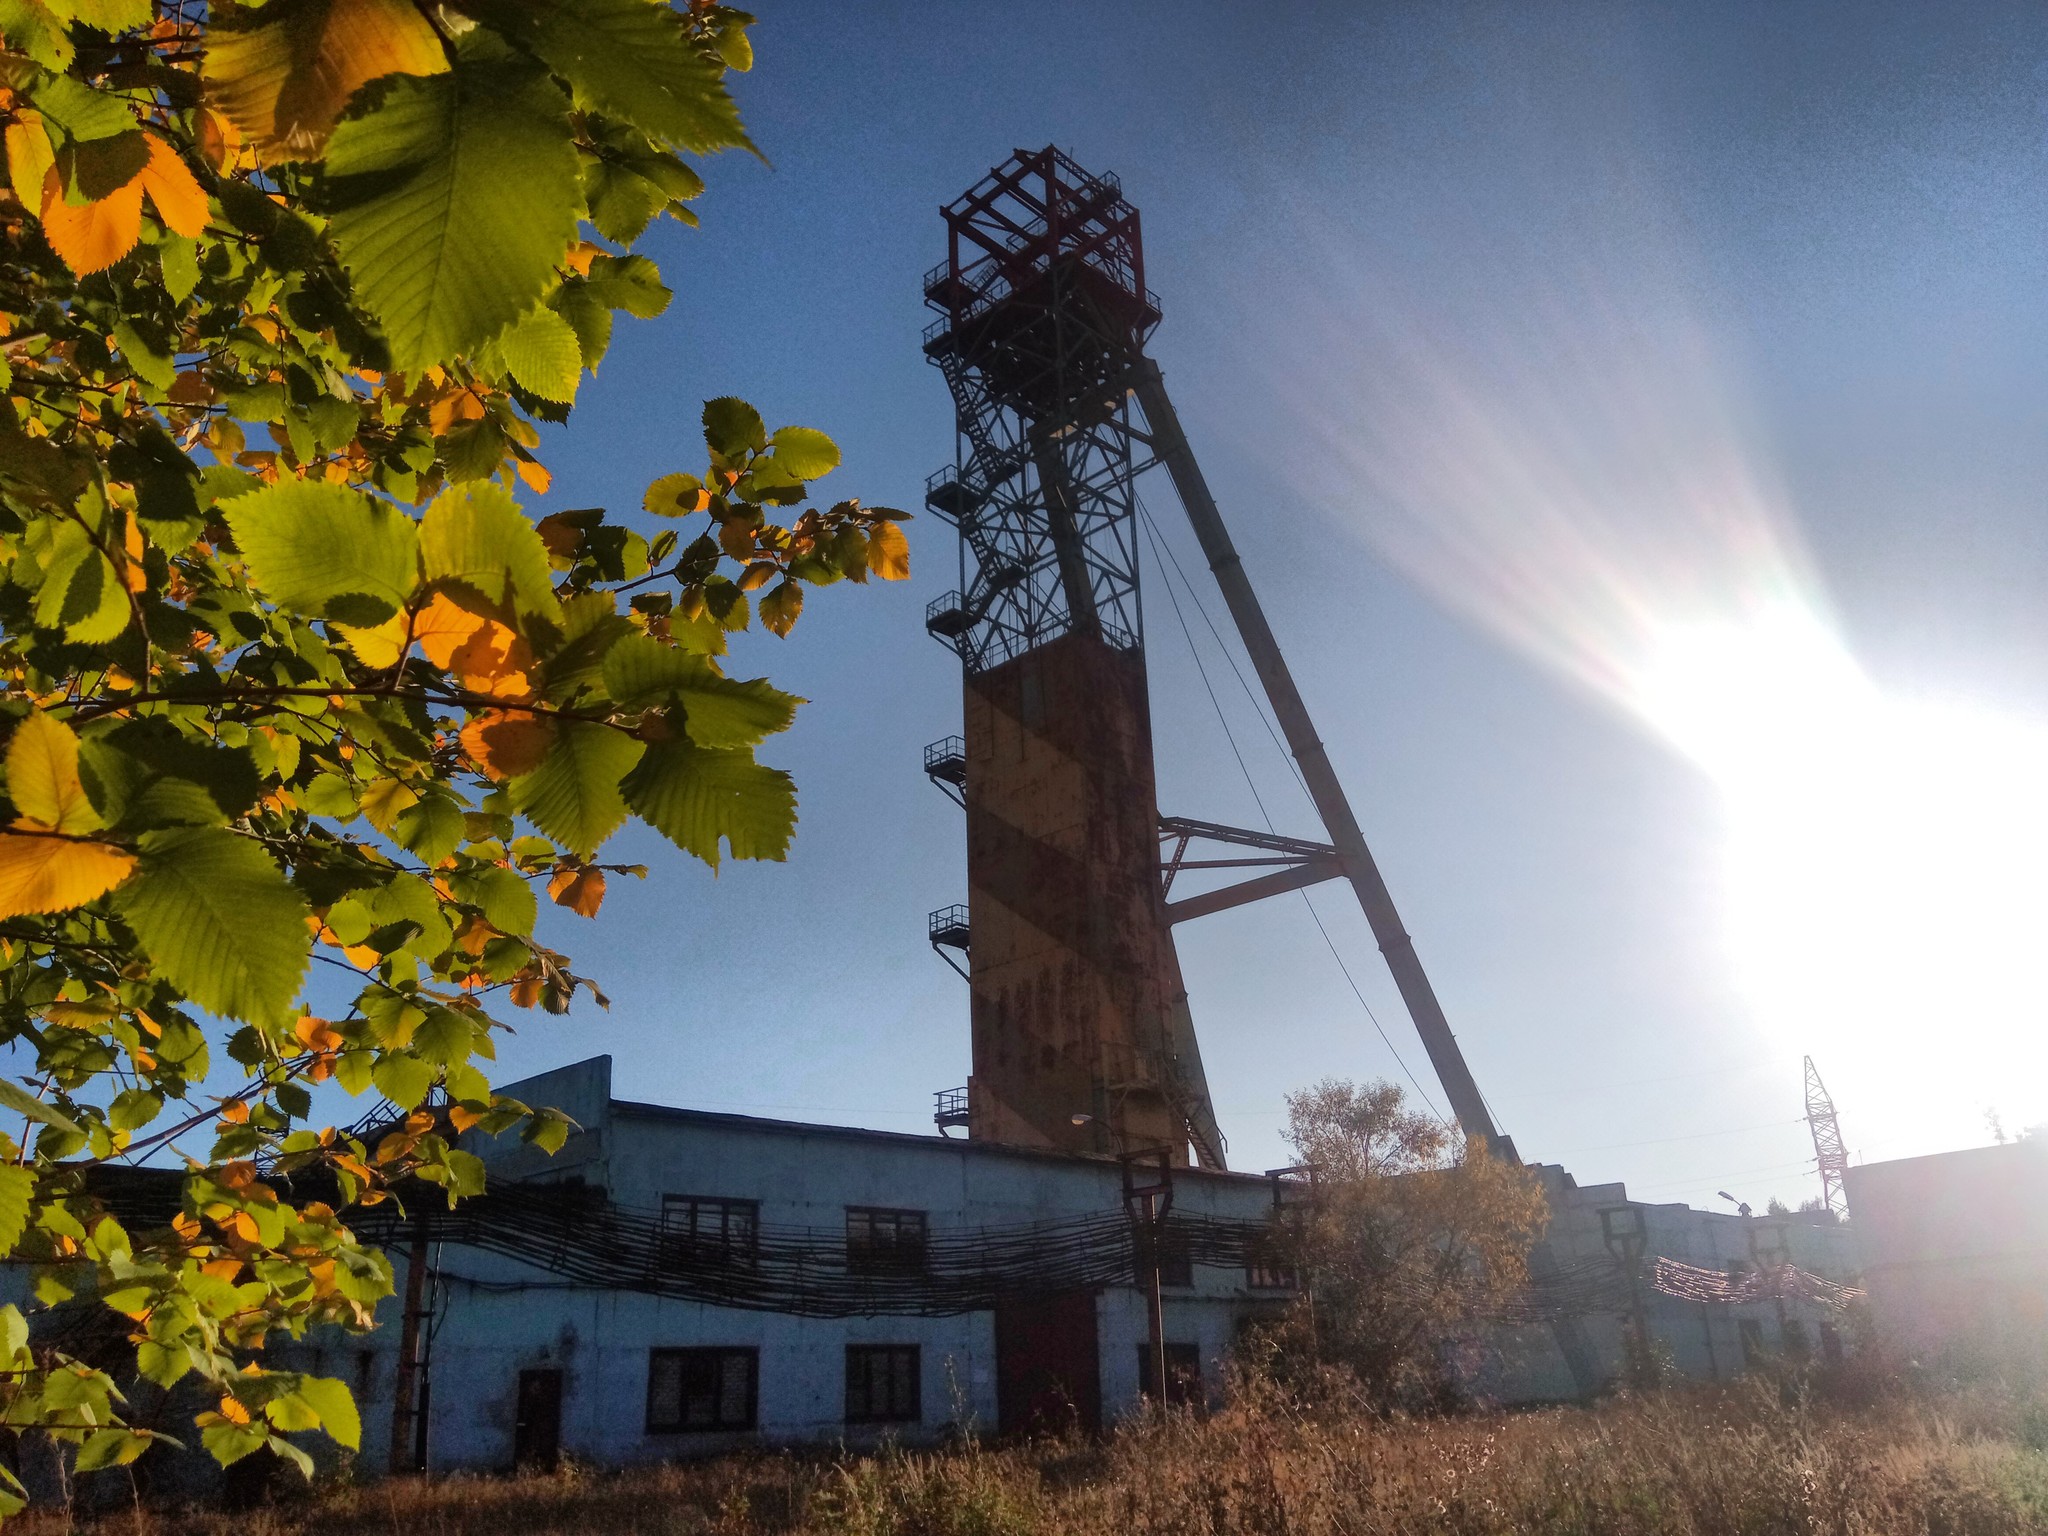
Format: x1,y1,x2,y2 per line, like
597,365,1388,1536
1166,858,1344,924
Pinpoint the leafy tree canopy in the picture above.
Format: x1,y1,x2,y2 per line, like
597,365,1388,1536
0,0,905,1498
1263,1079,1546,1412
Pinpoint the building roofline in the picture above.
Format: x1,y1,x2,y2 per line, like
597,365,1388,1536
609,1098,1273,1187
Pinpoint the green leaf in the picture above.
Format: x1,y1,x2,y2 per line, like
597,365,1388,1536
477,0,746,154
223,480,420,626
702,396,765,458
28,73,132,141
62,0,152,35
74,1428,152,1473
136,1339,188,1388
0,0,75,69
371,1051,433,1111
509,720,642,858
322,60,580,373
159,235,199,304
551,280,612,373
449,863,535,936
294,1375,361,1451
111,318,174,392
599,634,797,747
34,522,128,645
0,1079,80,1135
391,791,465,864
412,1007,470,1066
497,305,581,404
583,253,670,319
112,827,311,1026
201,1420,268,1467
0,1166,32,1260
621,741,794,869
769,425,839,481
420,480,561,623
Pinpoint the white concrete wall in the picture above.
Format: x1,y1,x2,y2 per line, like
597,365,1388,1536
317,1056,1284,1472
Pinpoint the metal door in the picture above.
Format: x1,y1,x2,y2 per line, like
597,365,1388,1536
994,1290,1100,1434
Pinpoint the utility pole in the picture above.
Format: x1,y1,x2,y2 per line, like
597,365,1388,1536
388,1215,429,1475
1122,1150,1174,1406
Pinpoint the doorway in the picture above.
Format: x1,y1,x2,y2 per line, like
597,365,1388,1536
513,1368,563,1469
994,1291,1100,1434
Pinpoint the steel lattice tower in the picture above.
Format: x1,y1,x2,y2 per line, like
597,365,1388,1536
1804,1056,1850,1215
918,147,1602,1394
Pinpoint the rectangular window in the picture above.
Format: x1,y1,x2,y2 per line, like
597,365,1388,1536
1133,1230,1193,1289
844,1345,921,1425
661,1196,759,1268
1245,1235,1298,1291
1135,1343,1203,1408
646,1347,757,1433
846,1207,928,1274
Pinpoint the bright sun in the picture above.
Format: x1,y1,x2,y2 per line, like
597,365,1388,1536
1631,603,2048,1122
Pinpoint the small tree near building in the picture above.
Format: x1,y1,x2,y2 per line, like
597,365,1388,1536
1261,1078,1547,1411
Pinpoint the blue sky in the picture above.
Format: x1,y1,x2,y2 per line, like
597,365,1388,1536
489,1,2048,1211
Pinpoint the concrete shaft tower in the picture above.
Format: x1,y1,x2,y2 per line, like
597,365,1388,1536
921,148,1218,1168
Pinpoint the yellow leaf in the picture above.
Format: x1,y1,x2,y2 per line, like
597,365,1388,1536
5,114,54,215
0,834,135,920
448,1103,481,1134
358,776,418,835
7,711,101,834
460,709,555,781
335,613,407,668
204,0,451,164
137,132,208,240
867,520,911,581
38,164,143,277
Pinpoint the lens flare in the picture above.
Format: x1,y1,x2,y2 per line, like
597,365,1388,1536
1262,252,2048,1149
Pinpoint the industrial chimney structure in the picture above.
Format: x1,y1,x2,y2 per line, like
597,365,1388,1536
919,147,1506,1172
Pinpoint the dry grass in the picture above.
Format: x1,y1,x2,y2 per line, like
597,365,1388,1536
23,1379,2048,1536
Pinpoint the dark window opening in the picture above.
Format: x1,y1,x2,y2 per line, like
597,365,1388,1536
661,1195,760,1268
1738,1318,1764,1367
1780,1318,1810,1358
847,1207,928,1274
1819,1319,1845,1365
1135,1343,1202,1408
1134,1230,1193,1289
845,1345,921,1425
646,1347,757,1433
1245,1236,1298,1291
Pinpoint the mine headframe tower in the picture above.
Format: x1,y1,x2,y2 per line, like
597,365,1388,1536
919,147,1504,1173
1803,1056,1849,1216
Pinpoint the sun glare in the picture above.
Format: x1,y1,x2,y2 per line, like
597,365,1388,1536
1631,607,2048,1114
1261,242,2048,1150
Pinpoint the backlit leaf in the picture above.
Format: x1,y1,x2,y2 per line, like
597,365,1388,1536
460,708,555,780
8,710,101,833
0,1080,81,1135
38,164,141,276
0,1167,33,1261
474,0,746,154
112,826,310,1026
621,741,794,869
867,520,910,581
419,481,561,624
137,132,208,239
0,834,133,918
449,863,535,936
204,0,450,163
4,114,53,214
498,305,581,404
322,60,579,373
73,1428,151,1472
509,719,642,857
370,1051,433,1110
599,633,798,747
294,1375,361,1451
768,426,839,481
546,864,603,917
224,480,420,626
758,579,801,637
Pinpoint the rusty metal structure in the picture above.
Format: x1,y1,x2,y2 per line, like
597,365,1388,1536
919,144,1506,1173
919,147,1608,1392
1804,1056,1850,1216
